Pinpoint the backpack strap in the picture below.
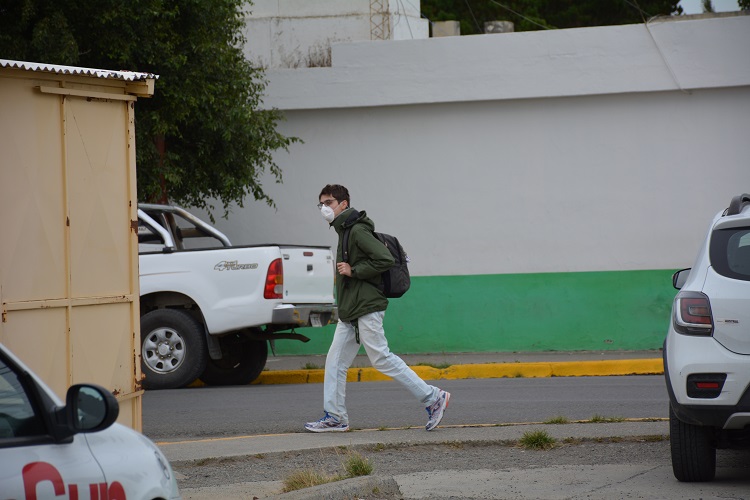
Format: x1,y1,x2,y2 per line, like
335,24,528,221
342,210,362,344
341,210,360,263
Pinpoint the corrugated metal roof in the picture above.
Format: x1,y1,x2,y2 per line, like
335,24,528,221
0,59,158,81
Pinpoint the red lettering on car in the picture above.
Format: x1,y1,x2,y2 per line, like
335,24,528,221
21,462,127,500
22,462,65,500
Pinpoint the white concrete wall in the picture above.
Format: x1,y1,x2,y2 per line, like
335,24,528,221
244,0,428,68
261,15,750,108
204,14,750,278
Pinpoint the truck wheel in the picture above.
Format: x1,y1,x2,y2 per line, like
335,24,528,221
141,309,208,390
669,403,716,482
199,334,268,386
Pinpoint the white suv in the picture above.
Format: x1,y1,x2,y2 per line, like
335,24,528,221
664,193,750,482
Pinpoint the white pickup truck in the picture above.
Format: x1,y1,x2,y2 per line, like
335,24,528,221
137,204,337,390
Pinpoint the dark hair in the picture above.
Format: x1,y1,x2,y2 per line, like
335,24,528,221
319,184,350,205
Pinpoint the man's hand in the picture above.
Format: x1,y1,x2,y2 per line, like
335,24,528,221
337,262,352,277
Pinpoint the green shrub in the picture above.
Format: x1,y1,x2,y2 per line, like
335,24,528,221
519,429,556,450
343,451,373,477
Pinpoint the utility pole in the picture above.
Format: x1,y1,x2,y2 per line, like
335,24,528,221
370,0,391,40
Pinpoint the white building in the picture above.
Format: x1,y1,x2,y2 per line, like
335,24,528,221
243,0,428,68
209,10,750,356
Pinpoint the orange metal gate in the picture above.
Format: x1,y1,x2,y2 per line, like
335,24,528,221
0,63,155,431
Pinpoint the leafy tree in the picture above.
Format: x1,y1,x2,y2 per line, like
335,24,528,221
0,0,296,218
421,0,683,36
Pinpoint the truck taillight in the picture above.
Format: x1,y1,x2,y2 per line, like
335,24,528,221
264,258,283,299
673,292,713,336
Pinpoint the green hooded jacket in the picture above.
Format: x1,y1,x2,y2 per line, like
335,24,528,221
330,208,394,321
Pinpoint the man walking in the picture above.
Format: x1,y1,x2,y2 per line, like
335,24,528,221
305,184,450,433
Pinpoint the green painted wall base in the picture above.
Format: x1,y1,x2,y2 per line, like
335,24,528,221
274,269,676,356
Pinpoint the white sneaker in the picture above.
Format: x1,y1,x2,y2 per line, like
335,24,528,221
304,412,350,433
425,390,450,431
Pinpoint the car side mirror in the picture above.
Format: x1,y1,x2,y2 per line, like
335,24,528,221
65,384,119,433
672,268,691,290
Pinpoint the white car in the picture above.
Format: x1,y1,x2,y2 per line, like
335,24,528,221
0,343,181,499
664,193,750,482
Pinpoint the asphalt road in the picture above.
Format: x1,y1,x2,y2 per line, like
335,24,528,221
146,376,750,499
142,375,669,440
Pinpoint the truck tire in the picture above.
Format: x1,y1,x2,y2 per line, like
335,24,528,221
199,334,268,386
141,309,208,390
669,403,716,482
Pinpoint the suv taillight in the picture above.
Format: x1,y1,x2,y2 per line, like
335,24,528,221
673,291,713,336
264,258,283,299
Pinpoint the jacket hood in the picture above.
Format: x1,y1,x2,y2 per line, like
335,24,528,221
332,207,375,233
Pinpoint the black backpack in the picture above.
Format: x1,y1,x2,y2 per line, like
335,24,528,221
342,211,410,298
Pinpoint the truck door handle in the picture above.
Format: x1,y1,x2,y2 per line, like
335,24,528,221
307,265,313,271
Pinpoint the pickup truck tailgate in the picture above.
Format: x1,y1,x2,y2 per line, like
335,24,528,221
281,246,335,304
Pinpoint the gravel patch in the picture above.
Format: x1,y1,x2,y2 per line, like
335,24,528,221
172,436,689,490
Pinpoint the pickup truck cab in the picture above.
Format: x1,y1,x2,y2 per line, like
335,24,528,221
138,204,337,390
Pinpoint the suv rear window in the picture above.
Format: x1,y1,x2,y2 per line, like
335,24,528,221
710,227,750,281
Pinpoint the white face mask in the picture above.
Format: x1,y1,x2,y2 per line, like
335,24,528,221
320,205,335,223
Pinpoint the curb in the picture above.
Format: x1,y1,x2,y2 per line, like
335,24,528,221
250,358,664,385
158,421,671,464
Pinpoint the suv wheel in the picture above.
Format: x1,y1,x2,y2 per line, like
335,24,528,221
669,403,716,482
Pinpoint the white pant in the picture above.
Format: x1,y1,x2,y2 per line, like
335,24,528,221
323,310,440,424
